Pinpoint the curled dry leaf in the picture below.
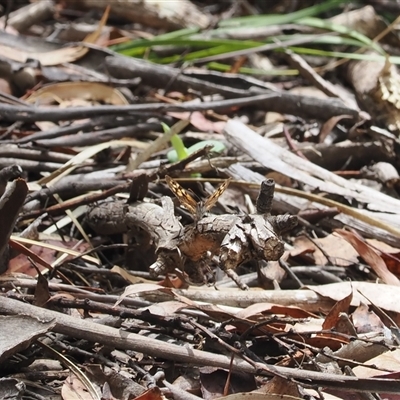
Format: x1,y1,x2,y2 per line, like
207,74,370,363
334,229,400,286
114,283,174,307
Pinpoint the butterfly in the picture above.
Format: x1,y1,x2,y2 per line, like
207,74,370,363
165,175,232,220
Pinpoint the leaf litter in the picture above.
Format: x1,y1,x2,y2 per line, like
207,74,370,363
1,1,400,399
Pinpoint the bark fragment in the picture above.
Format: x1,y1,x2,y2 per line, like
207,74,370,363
88,179,297,287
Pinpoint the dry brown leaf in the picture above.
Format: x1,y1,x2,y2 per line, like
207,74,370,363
367,239,400,254
62,374,95,400
322,289,353,330
303,335,347,351
291,235,315,257
114,283,173,307
25,82,129,106
353,348,400,378
352,303,385,334
319,114,354,143
144,301,188,317
71,0,210,30
133,387,164,400
366,238,400,277
237,303,318,320
110,265,152,284
169,111,226,133
310,282,400,316
0,6,110,66
8,239,91,276
335,229,400,285
8,240,54,274
257,376,301,397
292,234,358,266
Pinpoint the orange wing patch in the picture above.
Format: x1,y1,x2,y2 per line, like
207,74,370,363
165,176,232,220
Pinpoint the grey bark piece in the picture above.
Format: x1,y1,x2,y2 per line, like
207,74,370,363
0,314,56,363
220,223,250,272
224,119,400,216
0,177,28,273
88,188,289,287
227,162,400,247
247,214,284,262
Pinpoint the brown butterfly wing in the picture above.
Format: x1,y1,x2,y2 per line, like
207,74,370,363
203,177,232,212
165,175,198,216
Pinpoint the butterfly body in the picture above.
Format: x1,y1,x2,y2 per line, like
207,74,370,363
165,175,232,221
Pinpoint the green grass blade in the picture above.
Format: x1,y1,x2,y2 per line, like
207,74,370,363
219,0,343,28
115,38,264,57
289,46,400,64
152,34,371,64
297,17,384,53
111,27,199,52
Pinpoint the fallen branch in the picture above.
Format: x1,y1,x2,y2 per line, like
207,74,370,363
1,296,399,394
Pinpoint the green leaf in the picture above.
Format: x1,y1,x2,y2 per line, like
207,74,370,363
167,140,226,163
161,122,188,161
